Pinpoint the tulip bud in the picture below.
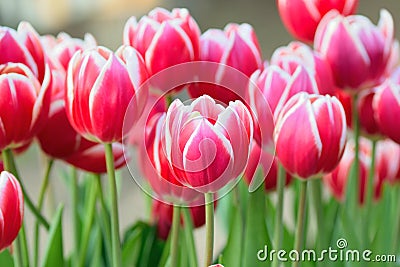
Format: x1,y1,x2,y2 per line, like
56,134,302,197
315,9,395,90
375,139,400,185
0,171,24,251
274,93,347,179
188,23,262,104
65,46,148,143
163,95,253,193
0,63,51,150
277,0,358,43
243,140,292,192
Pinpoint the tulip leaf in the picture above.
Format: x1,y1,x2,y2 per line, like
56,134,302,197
89,226,103,267
122,222,145,267
135,223,165,267
242,180,272,267
220,206,243,267
0,249,14,267
41,205,64,267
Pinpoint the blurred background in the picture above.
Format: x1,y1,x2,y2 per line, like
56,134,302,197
1,0,400,264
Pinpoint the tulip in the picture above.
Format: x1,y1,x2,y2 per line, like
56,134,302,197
0,22,46,83
65,45,148,143
138,112,201,204
375,139,400,185
274,93,347,179
64,142,127,173
374,77,400,144
163,95,253,193
323,138,383,204
270,41,334,95
243,140,292,192
188,23,262,104
152,200,209,240
0,63,51,150
0,171,24,251
315,9,395,90
123,8,200,81
277,0,358,43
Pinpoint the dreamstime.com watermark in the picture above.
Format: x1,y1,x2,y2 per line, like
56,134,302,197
257,238,398,263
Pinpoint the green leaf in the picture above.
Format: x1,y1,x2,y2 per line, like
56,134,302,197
122,222,145,267
221,206,243,267
136,223,165,267
0,249,14,267
89,226,103,267
41,205,64,267
242,183,272,267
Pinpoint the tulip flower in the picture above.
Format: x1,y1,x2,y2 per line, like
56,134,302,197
315,9,395,90
152,200,209,240
0,171,24,252
277,0,358,43
270,41,335,96
374,77,400,144
65,45,148,143
0,22,46,83
274,93,347,179
0,63,51,150
243,140,292,192
188,23,262,104
123,8,200,82
324,138,383,204
375,139,400,185
163,95,253,193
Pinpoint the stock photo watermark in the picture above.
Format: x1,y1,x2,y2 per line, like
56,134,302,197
257,238,398,263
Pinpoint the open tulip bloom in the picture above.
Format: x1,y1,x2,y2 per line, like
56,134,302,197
1,2,400,267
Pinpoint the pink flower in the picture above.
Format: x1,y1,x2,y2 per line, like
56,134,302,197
188,23,262,104
163,95,253,193
277,0,358,42
274,93,347,179
375,139,400,185
0,22,46,83
0,171,24,252
65,45,148,143
123,7,200,90
315,9,395,90
0,63,51,150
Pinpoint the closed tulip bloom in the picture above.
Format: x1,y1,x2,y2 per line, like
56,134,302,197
188,23,262,103
0,22,46,83
324,138,383,204
277,0,358,43
0,63,51,150
123,8,200,77
163,95,253,193
315,9,395,90
64,142,127,173
270,41,335,95
0,171,24,251
373,77,400,144
274,93,347,179
65,45,148,143
375,139,400,185
243,140,292,192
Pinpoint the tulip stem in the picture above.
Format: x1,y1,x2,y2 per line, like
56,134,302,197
310,178,325,251
182,207,198,267
13,235,24,267
292,180,308,267
34,158,54,267
352,94,361,210
272,163,285,267
78,174,99,267
363,139,376,248
71,167,80,265
1,149,50,230
170,205,181,267
104,143,122,267
204,193,214,267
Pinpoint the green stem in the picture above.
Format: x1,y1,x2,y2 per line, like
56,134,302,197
104,143,122,267
292,181,308,267
392,185,400,254
272,163,285,267
71,167,80,264
182,207,198,267
363,139,376,248
13,235,24,267
1,149,49,229
170,205,181,267
166,94,173,107
78,175,99,267
19,224,29,266
204,193,214,267
352,94,361,210
34,159,54,267
310,179,325,251
96,176,112,265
